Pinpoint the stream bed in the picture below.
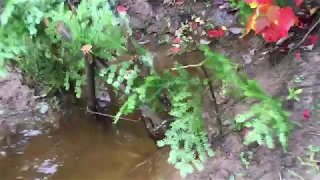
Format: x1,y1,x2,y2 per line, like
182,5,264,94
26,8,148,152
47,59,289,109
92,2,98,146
0,106,176,180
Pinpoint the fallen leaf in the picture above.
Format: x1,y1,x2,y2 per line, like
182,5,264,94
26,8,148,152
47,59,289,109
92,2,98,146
207,29,224,38
176,0,184,6
261,24,281,42
242,54,252,64
310,7,320,16
135,33,141,40
278,7,297,37
303,109,310,120
243,129,249,136
304,35,318,46
255,16,271,33
228,27,244,34
294,0,303,7
171,47,180,53
173,37,181,44
266,5,280,23
117,6,127,13
200,39,211,45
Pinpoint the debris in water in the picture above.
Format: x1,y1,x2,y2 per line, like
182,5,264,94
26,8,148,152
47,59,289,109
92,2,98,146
0,151,6,156
36,159,59,175
22,130,42,137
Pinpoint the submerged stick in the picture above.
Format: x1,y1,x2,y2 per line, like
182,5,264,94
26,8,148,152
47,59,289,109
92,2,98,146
86,107,140,123
83,48,97,111
200,66,223,135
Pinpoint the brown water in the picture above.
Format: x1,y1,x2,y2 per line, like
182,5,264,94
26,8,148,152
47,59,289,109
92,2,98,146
0,106,176,180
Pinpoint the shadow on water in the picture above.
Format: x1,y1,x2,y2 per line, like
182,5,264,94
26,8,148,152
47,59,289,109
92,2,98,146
0,105,175,180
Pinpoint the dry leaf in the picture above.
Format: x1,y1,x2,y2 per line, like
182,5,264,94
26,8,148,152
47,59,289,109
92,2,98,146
310,7,320,16
242,54,252,64
81,44,92,55
200,39,211,45
176,0,184,6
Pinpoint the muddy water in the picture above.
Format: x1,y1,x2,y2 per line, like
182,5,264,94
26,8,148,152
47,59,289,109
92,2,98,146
0,106,175,180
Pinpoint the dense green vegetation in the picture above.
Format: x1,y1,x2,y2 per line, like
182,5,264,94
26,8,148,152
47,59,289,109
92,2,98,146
0,0,291,177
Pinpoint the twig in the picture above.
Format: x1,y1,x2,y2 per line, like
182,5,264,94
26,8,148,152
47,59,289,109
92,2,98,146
171,60,206,71
2,109,33,119
292,121,302,128
129,160,147,172
290,17,320,52
86,107,140,123
287,169,305,180
201,66,222,135
308,132,320,136
279,172,282,180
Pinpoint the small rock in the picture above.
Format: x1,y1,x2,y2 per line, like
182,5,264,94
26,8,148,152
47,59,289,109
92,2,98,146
228,27,244,35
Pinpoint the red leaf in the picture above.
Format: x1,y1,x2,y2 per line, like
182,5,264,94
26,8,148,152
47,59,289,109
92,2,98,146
243,129,249,137
171,47,180,53
255,16,271,34
117,6,127,13
135,33,141,40
207,29,224,38
245,0,273,5
176,0,184,6
304,35,318,46
278,7,296,37
191,22,198,29
261,24,281,42
303,109,310,120
295,53,301,59
267,5,280,23
294,0,303,7
173,37,181,44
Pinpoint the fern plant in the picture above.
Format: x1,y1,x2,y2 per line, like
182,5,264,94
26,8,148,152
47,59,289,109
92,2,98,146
115,67,214,177
200,45,291,149
0,0,134,97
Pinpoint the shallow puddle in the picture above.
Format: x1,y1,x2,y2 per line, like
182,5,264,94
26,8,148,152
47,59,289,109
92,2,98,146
0,106,175,180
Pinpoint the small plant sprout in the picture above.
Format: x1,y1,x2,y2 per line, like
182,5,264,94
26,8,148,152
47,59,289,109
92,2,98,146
204,1,212,8
295,75,304,83
286,88,303,101
240,151,253,169
297,145,320,172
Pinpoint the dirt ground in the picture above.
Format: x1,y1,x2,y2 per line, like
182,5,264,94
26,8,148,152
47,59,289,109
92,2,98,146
148,42,320,180
0,69,60,147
